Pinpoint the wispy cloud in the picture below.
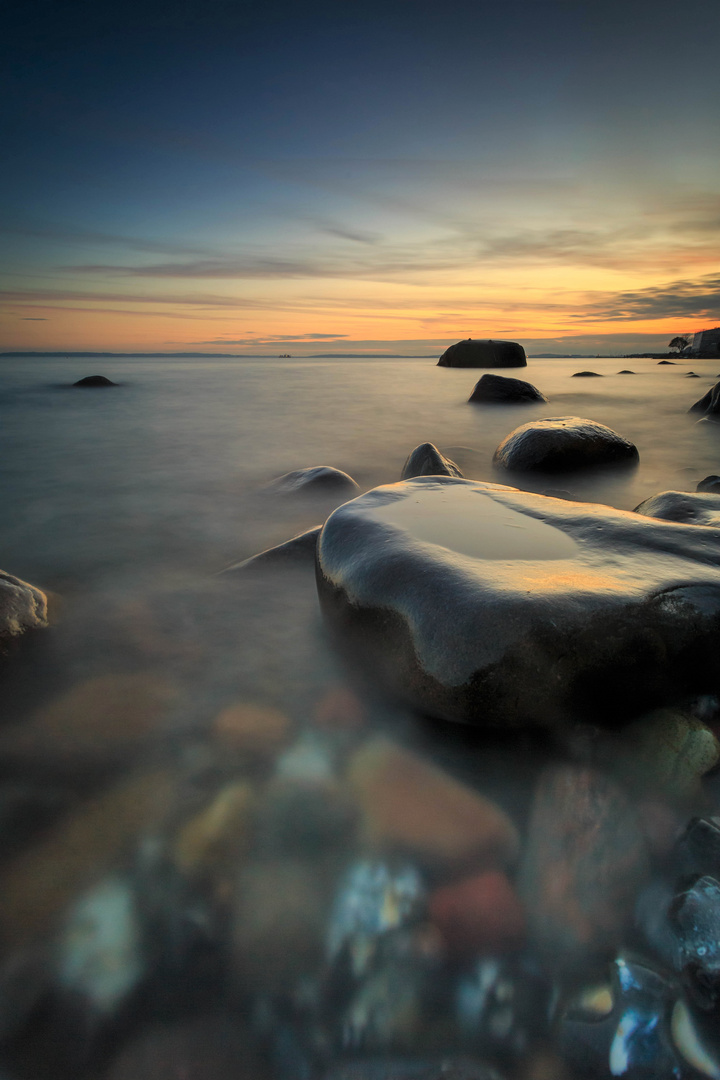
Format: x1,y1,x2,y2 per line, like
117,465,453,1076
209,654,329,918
578,273,720,322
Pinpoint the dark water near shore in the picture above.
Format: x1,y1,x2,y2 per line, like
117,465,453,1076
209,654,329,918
1,353,719,1079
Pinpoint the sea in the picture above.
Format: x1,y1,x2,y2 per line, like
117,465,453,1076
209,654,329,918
0,352,719,1077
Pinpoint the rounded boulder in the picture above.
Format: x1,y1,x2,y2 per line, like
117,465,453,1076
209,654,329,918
493,416,639,473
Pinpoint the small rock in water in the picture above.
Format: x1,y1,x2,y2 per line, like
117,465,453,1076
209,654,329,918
401,443,464,480
634,489,720,527
698,475,720,494
327,860,425,977
571,371,603,377
72,375,117,387
670,875,720,1009
263,466,359,495
428,870,525,958
519,765,650,968
493,416,638,473
221,526,322,573
56,876,144,1013
346,737,519,873
467,374,547,405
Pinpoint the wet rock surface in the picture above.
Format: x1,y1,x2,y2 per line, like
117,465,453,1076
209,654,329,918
401,444,463,481
221,526,322,573
263,466,360,495
698,475,720,494
437,340,526,369
467,375,546,405
634,490,720,527
316,476,720,726
493,416,639,473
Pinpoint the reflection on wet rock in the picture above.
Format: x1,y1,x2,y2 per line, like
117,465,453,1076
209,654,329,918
328,861,425,977
559,954,678,1079
56,875,144,1014
634,490,720,527
456,957,553,1061
493,416,638,473
519,766,650,968
346,738,519,873
401,444,464,481
670,876,720,1009
428,871,525,958
316,476,720,726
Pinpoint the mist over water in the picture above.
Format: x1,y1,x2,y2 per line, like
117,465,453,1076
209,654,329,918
1,353,719,1078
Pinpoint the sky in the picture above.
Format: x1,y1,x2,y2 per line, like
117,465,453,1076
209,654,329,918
2,0,719,356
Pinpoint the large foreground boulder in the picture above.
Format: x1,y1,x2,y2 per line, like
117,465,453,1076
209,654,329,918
316,476,720,727
493,416,638,473
0,572,47,645
468,374,547,405
437,339,526,368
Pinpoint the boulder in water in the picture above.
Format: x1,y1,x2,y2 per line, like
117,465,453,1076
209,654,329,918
263,466,359,495
571,371,602,377
221,526,321,573
698,475,720,494
634,490,720,527
689,381,720,417
468,373,547,404
493,416,638,473
316,476,720,726
401,442,463,480
437,339,526,368
72,375,117,387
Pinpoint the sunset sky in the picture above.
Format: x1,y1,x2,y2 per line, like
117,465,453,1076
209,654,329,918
2,0,719,355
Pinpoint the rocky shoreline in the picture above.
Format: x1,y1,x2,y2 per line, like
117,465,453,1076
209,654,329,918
1,368,720,1079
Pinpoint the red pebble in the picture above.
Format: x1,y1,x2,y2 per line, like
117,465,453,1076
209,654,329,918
428,869,526,957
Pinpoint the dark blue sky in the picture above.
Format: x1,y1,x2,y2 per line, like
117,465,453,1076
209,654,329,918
2,0,719,352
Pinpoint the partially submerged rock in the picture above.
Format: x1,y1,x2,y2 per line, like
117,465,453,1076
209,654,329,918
634,490,720,527
0,570,47,643
72,375,117,387
401,443,463,480
689,382,720,418
263,466,359,495
698,475,720,494
493,416,638,473
437,339,526,368
220,526,321,573
468,374,547,405
316,476,720,726
571,371,602,377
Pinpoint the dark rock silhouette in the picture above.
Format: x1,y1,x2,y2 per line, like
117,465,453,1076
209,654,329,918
634,490,720,527
658,360,677,365
72,375,117,387
468,373,547,404
571,371,602,377
221,526,321,573
262,466,359,495
689,382,720,417
401,442,463,480
437,338,526,368
698,475,720,494
316,476,720,727
493,417,639,473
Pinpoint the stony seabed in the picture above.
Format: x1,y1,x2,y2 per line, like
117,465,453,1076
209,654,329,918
3,378,720,1080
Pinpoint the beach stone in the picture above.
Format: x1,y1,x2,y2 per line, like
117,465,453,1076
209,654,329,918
232,859,326,989
0,766,175,952
518,765,650,966
173,781,254,881
263,466,359,495
346,737,519,872
437,339,526,368
316,476,720,727
689,382,720,416
428,870,526,957
221,526,321,573
697,475,720,494
211,701,292,758
103,1017,266,1080
0,570,47,644
571,371,602,377
401,443,463,480
493,416,638,473
72,375,117,387
634,490,720,527
468,374,547,405
0,672,178,773
313,684,367,730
